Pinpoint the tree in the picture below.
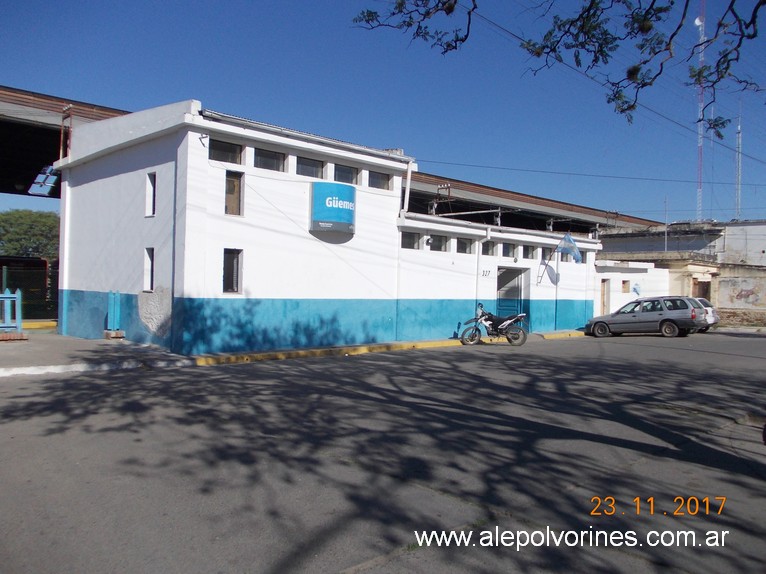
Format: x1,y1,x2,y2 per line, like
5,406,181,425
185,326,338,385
355,0,765,137
0,210,60,261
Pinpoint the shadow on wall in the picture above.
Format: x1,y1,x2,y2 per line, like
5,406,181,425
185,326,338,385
170,297,385,356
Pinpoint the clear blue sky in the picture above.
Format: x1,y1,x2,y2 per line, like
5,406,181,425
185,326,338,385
2,0,765,222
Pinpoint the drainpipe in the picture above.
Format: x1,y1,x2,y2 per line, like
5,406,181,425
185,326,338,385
59,175,70,335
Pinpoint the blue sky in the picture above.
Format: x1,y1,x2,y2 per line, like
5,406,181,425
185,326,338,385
2,0,765,222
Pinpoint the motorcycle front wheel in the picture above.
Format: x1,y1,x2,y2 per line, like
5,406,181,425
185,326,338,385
460,326,482,345
505,326,527,346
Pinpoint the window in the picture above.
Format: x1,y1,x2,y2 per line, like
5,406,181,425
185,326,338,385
223,249,243,293
541,247,553,261
145,172,156,216
456,237,472,254
561,251,572,263
429,235,448,252
334,164,358,184
642,300,662,313
482,241,496,256
225,171,243,215
401,231,420,249
502,243,516,258
209,139,242,164
297,156,324,178
622,280,631,293
254,148,285,171
144,248,154,292
369,171,390,190
523,245,536,259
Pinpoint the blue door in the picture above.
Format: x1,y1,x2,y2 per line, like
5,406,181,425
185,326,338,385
497,268,524,317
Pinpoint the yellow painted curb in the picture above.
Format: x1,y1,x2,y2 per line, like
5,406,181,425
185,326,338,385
194,339,464,366
540,331,585,339
22,321,58,330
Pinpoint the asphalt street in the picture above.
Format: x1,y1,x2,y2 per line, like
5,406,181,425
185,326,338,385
1,331,764,573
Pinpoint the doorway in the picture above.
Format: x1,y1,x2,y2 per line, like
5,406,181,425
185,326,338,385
600,279,610,315
497,268,525,317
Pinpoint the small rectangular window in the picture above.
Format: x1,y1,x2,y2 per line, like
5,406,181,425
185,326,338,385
482,241,496,256
561,251,572,263
502,243,516,258
401,231,420,250
369,171,390,190
334,164,358,184
209,139,242,164
429,235,448,252
456,237,472,254
223,249,242,293
144,248,155,292
523,245,535,259
541,247,553,261
297,156,324,178
146,172,156,216
254,148,285,171
225,171,243,215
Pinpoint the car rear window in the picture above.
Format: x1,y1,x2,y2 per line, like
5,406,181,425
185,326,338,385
697,298,712,307
664,298,688,310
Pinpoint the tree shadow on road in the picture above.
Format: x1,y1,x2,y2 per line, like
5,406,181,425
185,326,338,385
1,341,764,573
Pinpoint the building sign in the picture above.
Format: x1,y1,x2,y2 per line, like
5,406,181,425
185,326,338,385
311,182,355,233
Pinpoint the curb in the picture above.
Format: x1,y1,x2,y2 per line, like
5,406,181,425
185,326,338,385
538,331,585,340
193,339,464,366
22,321,58,330
0,358,197,379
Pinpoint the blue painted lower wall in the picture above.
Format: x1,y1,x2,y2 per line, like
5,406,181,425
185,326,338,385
60,289,591,355
525,298,593,332
59,289,172,348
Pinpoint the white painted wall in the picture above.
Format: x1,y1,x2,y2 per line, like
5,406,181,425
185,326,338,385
594,262,670,314
718,223,766,267
62,131,182,296
178,125,409,301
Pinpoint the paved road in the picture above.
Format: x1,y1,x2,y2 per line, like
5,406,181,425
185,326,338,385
1,331,764,573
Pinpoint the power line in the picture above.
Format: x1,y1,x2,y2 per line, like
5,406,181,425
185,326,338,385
417,158,765,188
466,3,766,167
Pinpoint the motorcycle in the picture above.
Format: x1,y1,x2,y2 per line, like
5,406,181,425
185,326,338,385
460,303,528,346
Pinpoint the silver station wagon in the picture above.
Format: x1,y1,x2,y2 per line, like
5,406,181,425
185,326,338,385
585,296,709,338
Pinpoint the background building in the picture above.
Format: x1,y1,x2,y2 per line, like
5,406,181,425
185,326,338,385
599,220,766,324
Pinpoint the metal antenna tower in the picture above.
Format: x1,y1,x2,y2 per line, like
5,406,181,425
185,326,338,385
695,3,706,221
736,110,742,220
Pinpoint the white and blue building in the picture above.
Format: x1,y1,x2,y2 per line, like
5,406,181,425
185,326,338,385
54,100,657,355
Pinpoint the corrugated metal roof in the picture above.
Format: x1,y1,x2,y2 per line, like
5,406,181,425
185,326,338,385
411,171,660,228
0,85,128,123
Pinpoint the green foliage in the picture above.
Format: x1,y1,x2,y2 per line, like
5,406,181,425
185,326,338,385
0,210,60,260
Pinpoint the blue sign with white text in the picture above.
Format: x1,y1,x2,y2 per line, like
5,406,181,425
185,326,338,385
311,182,356,233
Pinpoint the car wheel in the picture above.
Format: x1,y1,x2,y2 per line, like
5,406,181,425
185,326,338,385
593,322,610,338
661,321,679,338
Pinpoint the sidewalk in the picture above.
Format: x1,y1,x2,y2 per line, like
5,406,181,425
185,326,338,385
0,333,195,378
